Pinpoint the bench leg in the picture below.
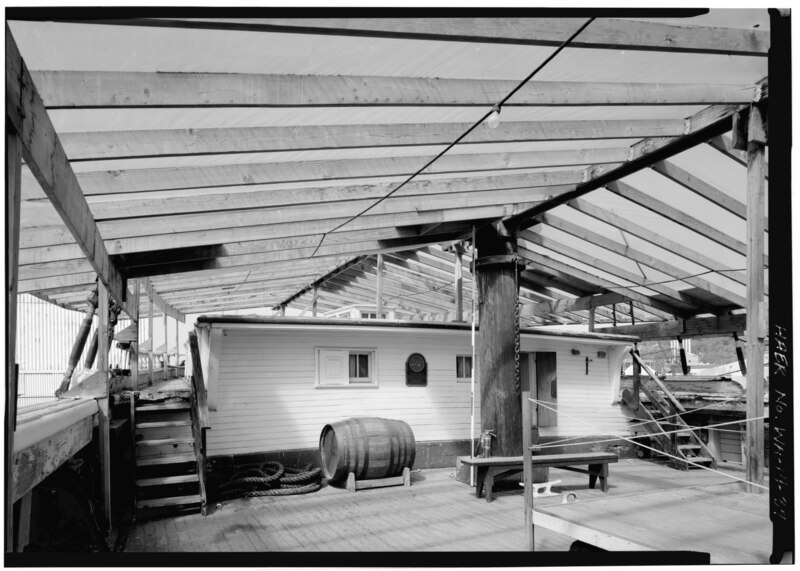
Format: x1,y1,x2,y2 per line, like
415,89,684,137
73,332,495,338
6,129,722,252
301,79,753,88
588,463,609,491
485,469,497,503
475,467,487,499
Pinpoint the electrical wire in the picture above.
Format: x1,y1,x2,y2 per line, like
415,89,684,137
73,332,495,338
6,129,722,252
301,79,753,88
309,17,597,258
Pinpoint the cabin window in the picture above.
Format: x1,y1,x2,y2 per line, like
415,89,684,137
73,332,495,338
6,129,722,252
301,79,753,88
316,348,377,387
360,312,386,319
456,355,473,380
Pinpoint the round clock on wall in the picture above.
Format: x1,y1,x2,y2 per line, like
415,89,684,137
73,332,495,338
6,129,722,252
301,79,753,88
405,353,427,386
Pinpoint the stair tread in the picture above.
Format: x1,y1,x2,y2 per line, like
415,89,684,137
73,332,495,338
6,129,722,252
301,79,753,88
137,437,194,446
136,453,196,466
137,474,199,487
137,494,202,508
136,403,190,412
136,420,192,429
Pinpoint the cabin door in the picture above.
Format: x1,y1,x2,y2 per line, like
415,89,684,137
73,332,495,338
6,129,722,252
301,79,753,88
534,352,558,427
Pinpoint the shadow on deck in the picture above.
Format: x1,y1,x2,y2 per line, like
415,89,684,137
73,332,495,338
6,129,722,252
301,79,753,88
124,459,770,564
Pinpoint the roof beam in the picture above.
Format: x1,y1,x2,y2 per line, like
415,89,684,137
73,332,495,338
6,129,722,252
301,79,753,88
607,179,769,266
596,313,746,340
533,214,747,307
502,101,751,232
73,16,768,56
87,171,580,221
33,71,757,109
5,26,131,314
142,278,185,322
24,203,537,254
58,120,684,162
565,197,748,286
60,147,630,197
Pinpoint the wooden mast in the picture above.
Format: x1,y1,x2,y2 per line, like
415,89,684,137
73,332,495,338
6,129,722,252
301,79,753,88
475,225,523,457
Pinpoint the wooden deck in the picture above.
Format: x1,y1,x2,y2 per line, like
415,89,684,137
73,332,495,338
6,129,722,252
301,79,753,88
124,459,770,563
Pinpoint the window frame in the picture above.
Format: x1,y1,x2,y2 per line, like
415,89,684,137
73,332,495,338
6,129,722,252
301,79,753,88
315,347,379,388
456,354,473,381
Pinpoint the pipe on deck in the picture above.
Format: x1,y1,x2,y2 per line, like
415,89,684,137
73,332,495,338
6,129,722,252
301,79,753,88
55,287,98,396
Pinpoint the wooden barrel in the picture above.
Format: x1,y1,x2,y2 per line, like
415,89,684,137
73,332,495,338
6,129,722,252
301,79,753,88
319,417,415,483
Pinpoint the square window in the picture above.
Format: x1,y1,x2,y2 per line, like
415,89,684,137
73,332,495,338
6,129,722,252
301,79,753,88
316,348,377,387
456,355,473,380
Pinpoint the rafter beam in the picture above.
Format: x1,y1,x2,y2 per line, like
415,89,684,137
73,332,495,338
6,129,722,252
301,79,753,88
5,26,131,315
533,214,747,307
519,234,704,313
142,278,185,323
69,16,768,56
521,292,630,318
607,179,769,266
566,197,748,286
519,248,682,318
57,120,685,162
596,313,746,339
651,159,768,229
32,71,758,109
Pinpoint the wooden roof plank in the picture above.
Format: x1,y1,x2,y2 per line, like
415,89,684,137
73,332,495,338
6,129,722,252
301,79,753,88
73,17,770,56
33,71,758,108
58,120,685,161
68,147,632,196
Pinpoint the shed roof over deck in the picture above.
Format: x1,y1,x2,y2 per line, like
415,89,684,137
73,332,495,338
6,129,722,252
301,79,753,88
7,8,772,333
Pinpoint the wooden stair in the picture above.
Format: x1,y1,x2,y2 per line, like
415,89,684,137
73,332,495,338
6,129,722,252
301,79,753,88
132,393,206,516
623,351,717,471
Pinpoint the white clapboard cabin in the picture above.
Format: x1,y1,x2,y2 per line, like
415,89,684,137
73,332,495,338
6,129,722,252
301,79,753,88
194,316,638,467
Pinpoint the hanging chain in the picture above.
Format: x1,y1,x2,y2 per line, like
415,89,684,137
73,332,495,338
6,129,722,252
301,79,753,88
513,247,521,396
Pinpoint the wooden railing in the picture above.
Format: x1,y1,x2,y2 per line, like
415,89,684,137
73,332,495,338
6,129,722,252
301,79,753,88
188,331,209,515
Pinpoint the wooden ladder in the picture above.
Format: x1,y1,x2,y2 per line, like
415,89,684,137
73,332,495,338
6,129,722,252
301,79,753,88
622,351,717,471
131,395,207,516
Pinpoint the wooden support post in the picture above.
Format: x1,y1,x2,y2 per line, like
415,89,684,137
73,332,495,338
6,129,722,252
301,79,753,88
476,226,522,457
147,283,154,385
454,246,464,322
15,490,32,553
588,308,595,332
745,103,767,494
175,316,180,368
631,344,641,411
376,253,384,318
311,285,318,317
6,127,22,554
629,301,635,325
131,279,140,391
612,304,617,327
522,390,534,551
97,281,113,533
163,311,169,376
279,304,286,317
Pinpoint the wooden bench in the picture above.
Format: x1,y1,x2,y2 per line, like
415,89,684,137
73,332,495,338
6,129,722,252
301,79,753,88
460,452,619,502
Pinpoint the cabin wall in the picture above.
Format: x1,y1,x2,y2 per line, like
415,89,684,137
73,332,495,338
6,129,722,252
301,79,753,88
206,324,634,459
519,337,634,438
207,327,481,457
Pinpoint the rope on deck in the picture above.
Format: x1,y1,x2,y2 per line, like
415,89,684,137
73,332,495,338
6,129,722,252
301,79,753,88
217,461,323,500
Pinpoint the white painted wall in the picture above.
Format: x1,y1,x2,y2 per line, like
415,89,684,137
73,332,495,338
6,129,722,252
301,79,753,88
205,323,634,457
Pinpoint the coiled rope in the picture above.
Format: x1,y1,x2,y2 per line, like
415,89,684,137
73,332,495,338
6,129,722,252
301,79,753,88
217,461,322,500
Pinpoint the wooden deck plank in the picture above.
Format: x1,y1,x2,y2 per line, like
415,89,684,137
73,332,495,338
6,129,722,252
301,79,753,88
123,461,769,561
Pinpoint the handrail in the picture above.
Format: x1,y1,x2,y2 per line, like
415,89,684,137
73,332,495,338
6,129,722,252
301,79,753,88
630,351,686,413
188,331,209,429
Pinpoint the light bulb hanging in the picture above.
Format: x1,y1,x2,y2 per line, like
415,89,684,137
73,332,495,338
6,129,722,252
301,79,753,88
485,104,501,129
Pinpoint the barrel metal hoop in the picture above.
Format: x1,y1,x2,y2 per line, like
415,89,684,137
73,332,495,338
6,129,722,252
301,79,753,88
474,254,527,269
